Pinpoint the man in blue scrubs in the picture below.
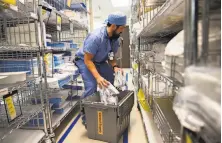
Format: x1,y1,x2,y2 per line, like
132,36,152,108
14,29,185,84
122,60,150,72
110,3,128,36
74,12,127,98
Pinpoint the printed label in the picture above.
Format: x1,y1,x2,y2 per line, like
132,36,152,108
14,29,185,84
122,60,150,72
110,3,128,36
5,96,16,120
2,0,16,5
57,15,62,31
185,134,193,143
42,9,46,15
67,0,71,7
97,111,103,135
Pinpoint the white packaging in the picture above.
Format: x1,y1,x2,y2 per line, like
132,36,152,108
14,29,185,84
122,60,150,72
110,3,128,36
99,83,120,105
6,23,45,47
184,66,221,103
114,71,126,89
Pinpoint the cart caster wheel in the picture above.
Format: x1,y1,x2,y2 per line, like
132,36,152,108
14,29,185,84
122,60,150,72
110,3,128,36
44,137,52,143
51,138,56,143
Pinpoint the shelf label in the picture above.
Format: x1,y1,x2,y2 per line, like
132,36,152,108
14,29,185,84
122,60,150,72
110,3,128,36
5,95,16,120
57,15,61,31
67,0,71,7
42,9,46,15
132,63,138,70
97,111,103,135
1,0,16,5
185,134,193,143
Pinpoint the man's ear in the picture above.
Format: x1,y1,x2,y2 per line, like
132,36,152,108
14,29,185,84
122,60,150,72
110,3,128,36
111,24,117,30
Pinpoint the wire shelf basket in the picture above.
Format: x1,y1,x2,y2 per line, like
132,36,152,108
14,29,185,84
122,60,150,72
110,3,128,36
0,17,39,51
152,97,181,143
0,80,44,141
0,0,38,19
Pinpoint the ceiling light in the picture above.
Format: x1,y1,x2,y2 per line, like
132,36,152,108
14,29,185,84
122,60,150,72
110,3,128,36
111,0,129,7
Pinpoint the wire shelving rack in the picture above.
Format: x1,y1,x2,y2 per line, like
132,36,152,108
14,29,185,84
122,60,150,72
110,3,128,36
0,0,88,142
130,0,221,143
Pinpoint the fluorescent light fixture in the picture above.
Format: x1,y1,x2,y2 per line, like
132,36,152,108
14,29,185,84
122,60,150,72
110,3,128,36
111,0,129,7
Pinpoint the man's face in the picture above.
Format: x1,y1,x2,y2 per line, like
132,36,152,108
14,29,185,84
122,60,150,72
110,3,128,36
111,24,126,35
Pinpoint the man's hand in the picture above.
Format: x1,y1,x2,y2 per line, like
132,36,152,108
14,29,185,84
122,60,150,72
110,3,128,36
96,76,110,89
114,67,124,74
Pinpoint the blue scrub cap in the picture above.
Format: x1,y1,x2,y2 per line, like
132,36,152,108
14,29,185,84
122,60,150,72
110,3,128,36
105,12,127,26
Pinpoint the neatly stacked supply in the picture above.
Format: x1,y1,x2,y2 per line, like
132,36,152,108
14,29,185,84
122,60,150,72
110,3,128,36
0,58,39,75
53,54,64,67
6,22,46,47
164,30,184,83
61,9,88,27
164,13,221,83
148,42,166,73
139,43,166,73
173,66,221,143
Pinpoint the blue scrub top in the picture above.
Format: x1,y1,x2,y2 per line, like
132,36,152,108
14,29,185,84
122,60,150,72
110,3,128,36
75,26,120,63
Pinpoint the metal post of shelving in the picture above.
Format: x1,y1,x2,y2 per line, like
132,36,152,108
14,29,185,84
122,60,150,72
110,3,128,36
138,37,141,90
34,6,50,142
200,0,210,65
38,0,55,142
184,0,198,67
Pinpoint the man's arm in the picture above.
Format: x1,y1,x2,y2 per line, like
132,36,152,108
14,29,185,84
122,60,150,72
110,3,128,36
84,52,100,79
108,59,117,68
84,52,109,88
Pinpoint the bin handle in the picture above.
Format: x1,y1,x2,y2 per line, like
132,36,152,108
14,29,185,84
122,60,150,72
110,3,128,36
118,93,131,106
95,106,109,110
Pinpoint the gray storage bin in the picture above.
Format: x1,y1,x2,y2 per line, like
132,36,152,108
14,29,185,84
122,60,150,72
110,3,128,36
82,90,134,143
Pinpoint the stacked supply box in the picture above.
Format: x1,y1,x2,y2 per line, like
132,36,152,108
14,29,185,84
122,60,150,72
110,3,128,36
0,58,39,75
6,23,46,47
47,41,78,50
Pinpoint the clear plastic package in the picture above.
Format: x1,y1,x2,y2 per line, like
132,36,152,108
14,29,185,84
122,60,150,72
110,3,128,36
98,83,120,105
174,86,221,143
174,66,221,143
184,66,221,103
114,71,126,89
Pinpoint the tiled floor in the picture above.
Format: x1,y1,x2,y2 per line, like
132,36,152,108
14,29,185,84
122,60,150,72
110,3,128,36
56,69,147,143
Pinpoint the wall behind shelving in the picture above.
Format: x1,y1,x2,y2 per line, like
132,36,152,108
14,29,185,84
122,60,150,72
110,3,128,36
92,0,130,30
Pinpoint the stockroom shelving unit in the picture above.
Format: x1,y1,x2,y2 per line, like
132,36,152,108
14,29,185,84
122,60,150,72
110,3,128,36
130,0,221,143
0,0,88,142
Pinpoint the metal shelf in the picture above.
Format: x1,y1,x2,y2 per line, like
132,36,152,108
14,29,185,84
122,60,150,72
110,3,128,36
137,0,221,40
44,47,78,54
21,89,81,130
138,0,184,39
45,73,73,89
0,129,45,143
138,101,163,143
0,45,39,52
69,3,89,13
0,77,37,93
153,97,181,143
0,105,43,141
0,2,38,19
40,1,87,32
